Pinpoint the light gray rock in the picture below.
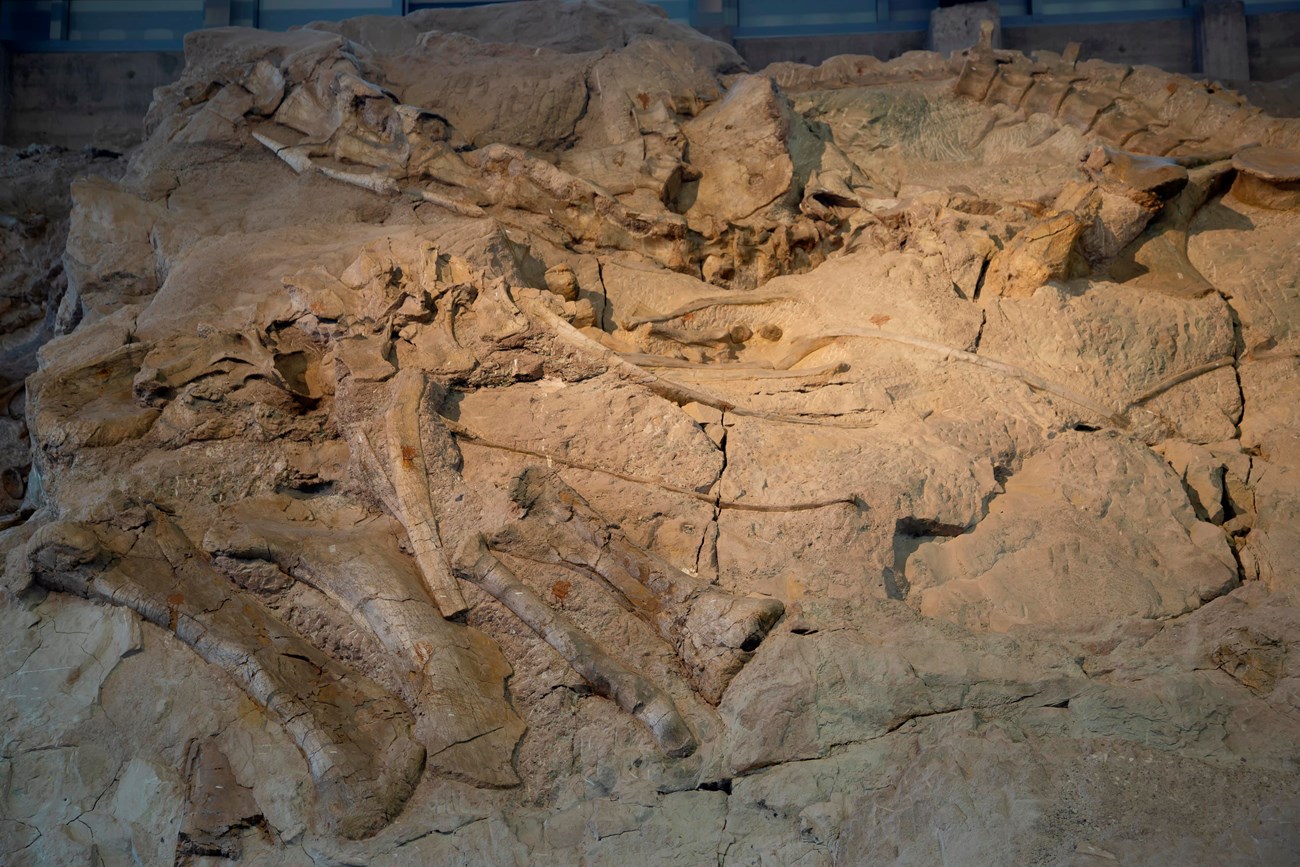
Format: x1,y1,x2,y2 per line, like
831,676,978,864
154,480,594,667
3,5,1299,864
908,433,1238,631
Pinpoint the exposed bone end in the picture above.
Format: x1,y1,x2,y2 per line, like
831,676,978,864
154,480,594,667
27,521,103,575
455,536,697,758
313,705,427,841
1229,147,1300,210
637,692,699,759
677,591,785,705
418,710,525,789
1095,145,1189,199
454,533,493,576
415,547,471,619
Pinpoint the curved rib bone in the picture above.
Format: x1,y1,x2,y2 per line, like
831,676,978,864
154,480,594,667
494,468,784,705
339,367,468,618
455,536,698,758
26,514,425,840
202,497,525,788
620,291,790,329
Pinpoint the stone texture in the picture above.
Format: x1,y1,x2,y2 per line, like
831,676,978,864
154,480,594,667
2,4,1299,864
907,433,1238,631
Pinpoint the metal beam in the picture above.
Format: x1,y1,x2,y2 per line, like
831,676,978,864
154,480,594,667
49,0,70,40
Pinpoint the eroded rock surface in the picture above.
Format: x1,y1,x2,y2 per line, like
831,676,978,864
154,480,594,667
2,3,1298,863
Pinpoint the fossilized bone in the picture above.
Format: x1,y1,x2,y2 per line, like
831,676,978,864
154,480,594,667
338,367,468,618
644,361,849,382
647,322,753,349
489,467,785,705
26,513,424,840
317,273,783,741
1124,355,1238,411
336,364,787,716
455,534,699,757
522,291,878,428
202,496,525,787
133,328,313,406
610,290,1126,426
1109,162,1235,299
620,291,790,329
445,419,859,512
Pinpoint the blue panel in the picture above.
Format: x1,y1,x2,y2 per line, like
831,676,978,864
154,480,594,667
258,0,400,31
1003,5,1196,26
68,0,203,42
739,0,875,29
887,0,938,23
1,0,57,41
1038,0,1182,13
232,0,258,25
407,0,521,7
10,37,188,49
653,0,690,21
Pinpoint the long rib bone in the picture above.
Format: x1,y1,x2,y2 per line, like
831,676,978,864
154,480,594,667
26,514,425,840
203,497,525,788
339,367,468,617
455,535,698,758
492,467,784,705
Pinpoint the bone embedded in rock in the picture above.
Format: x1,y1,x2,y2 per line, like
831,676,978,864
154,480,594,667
455,535,698,758
379,369,470,621
26,515,425,840
9,5,1300,861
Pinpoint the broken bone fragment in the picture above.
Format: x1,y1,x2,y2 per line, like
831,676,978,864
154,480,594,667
1229,146,1300,210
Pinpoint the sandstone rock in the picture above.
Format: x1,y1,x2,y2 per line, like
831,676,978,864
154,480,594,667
681,75,816,233
907,433,1238,630
982,209,1089,298
1160,439,1228,524
3,6,1300,864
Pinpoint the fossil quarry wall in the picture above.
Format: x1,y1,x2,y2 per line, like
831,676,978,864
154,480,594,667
1,1,1299,863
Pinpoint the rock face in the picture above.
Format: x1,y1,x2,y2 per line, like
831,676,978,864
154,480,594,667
2,2,1299,863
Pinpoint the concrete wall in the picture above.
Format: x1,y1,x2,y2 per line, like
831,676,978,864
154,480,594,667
0,43,10,146
3,51,184,150
1247,11,1300,83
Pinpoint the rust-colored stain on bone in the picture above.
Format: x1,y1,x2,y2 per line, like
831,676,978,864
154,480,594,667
167,592,184,631
551,579,573,607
